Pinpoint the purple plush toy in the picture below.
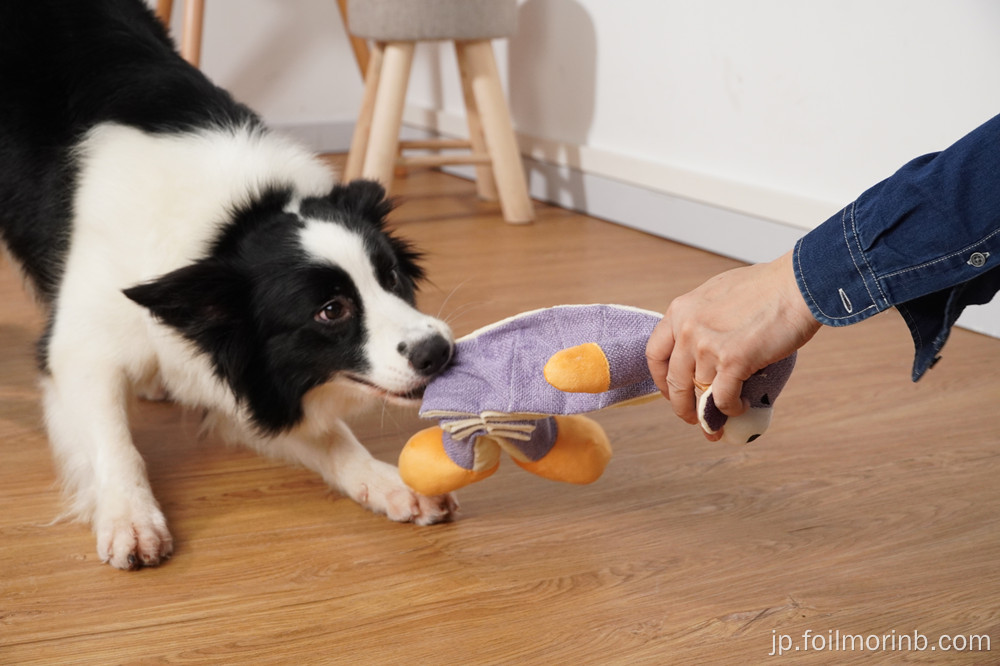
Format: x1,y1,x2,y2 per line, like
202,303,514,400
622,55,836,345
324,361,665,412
398,304,796,496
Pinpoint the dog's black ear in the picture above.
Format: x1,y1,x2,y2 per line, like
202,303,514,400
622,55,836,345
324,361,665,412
328,180,423,285
327,179,393,224
125,261,306,433
123,260,249,347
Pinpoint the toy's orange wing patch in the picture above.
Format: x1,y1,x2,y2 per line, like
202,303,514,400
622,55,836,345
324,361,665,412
543,342,612,393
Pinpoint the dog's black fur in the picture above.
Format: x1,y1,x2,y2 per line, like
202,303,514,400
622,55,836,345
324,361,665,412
0,0,253,297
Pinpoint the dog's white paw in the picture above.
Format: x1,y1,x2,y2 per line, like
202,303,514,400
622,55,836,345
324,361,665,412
350,463,458,525
95,502,174,570
383,486,459,526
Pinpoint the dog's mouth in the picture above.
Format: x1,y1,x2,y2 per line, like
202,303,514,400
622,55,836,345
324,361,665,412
342,374,427,402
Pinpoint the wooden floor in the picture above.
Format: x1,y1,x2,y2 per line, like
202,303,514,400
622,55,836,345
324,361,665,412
2,159,998,665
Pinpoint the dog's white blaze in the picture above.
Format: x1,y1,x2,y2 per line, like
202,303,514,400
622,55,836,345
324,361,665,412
298,220,451,394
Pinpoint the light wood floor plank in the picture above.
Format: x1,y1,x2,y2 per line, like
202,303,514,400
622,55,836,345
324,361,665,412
2,159,998,664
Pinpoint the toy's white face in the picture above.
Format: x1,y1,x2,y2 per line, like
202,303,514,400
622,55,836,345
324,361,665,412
696,382,774,444
720,407,773,445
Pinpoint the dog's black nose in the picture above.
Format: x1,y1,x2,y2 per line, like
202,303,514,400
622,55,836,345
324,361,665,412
403,335,453,377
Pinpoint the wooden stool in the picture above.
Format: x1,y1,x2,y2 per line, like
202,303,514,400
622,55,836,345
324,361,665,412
344,0,534,223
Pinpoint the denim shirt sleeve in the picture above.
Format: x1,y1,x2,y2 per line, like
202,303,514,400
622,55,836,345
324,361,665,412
793,113,1000,380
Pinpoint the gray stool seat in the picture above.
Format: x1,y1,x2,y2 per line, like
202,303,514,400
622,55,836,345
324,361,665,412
343,0,533,223
347,0,516,42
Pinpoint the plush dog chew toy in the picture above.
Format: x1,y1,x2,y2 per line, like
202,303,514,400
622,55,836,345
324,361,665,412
398,305,796,496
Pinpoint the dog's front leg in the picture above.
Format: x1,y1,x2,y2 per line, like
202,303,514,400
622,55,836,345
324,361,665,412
41,369,173,570
260,420,458,525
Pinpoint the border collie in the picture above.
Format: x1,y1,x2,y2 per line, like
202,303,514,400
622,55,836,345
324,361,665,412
0,0,458,570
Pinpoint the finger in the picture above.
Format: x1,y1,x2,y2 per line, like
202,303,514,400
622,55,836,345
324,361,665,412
708,373,747,417
665,352,698,424
645,318,675,398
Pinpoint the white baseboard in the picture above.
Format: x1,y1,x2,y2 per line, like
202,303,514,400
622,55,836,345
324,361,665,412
272,117,999,339
400,106,844,233
442,153,806,264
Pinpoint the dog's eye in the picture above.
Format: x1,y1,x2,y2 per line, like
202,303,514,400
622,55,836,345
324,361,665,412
315,296,354,324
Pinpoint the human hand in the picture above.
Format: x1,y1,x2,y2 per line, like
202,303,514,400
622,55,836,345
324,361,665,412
645,250,820,440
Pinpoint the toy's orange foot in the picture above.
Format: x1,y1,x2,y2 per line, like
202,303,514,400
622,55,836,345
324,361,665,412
399,426,499,496
513,415,612,484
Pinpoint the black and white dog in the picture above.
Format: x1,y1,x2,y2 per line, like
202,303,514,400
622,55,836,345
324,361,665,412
0,0,458,570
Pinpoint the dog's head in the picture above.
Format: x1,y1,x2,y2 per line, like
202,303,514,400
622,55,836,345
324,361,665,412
124,179,453,432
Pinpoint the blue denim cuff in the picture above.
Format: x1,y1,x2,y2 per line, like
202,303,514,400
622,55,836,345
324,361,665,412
792,202,892,327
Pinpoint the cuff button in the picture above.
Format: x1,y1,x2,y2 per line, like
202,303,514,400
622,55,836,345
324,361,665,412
968,252,989,268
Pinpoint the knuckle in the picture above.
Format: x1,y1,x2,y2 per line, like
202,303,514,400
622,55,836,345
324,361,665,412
664,375,688,393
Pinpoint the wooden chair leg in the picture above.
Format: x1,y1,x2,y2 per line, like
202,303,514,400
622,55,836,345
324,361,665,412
455,42,498,202
344,42,385,182
455,40,533,223
180,0,205,67
155,0,174,26
360,41,415,192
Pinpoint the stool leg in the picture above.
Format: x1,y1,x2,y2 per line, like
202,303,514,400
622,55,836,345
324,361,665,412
180,0,205,67
335,0,370,76
455,40,533,224
155,0,174,26
344,41,385,182
361,41,415,193
455,42,498,202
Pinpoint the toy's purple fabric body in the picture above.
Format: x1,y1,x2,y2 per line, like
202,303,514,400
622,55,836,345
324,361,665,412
402,304,798,492
419,305,659,464
421,305,658,417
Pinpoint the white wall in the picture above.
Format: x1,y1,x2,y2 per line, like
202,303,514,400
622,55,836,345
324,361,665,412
161,0,999,336
159,0,364,124
408,0,1000,227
